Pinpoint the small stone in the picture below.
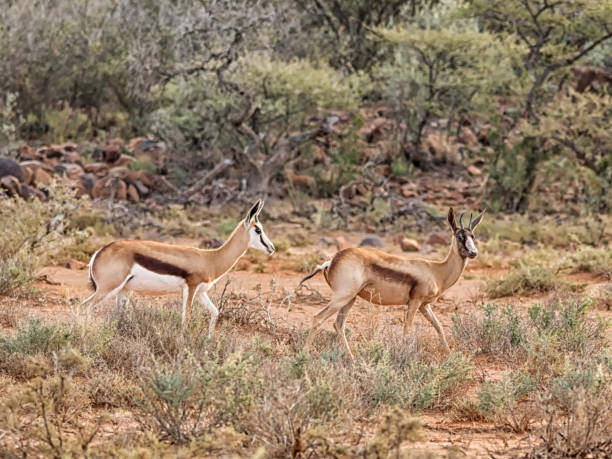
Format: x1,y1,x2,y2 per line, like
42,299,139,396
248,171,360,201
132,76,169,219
399,237,420,252
427,232,449,246
459,126,479,147
65,259,87,270
334,236,351,251
467,165,482,176
359,235,384,248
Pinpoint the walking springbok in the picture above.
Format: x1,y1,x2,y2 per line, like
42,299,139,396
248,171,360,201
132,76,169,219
82,199,275,337
299,207,484,361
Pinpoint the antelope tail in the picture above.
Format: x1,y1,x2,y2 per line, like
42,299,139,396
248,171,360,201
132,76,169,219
298,260,331,287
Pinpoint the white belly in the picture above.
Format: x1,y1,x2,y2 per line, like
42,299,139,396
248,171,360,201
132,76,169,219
125,263,185,294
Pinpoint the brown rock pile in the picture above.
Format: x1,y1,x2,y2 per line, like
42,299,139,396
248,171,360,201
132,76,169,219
1,139,175,201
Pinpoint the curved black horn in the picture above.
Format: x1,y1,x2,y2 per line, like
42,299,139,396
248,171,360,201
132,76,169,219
468,213,473,229
459,212,465,230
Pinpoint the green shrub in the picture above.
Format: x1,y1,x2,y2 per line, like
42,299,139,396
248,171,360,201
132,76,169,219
0,375,100,457
304,380,341,423
452,304,528,359
216,217,240,238
0,319,71,355
356,343,473,411
200,351,262,428
391,155,412,177
137,365,203,444
42,103,92,142
453,300,608,375
476,371,535,419
563,246,612,279
0,186,91,296
413,352,473,410
129,157,157,174
485,266,579,298
527,369,612,458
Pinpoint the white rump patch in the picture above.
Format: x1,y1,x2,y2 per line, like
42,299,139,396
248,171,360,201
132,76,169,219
88,247,103,288
126,263,186,294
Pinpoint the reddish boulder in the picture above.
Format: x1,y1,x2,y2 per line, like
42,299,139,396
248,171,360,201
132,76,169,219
334,236,351,251
467,165,482,176
65,259,87,270
103,144,121,163
20,184,47,200
458,126,479,147
127,184,140,202
287,170,316,194
399,237,420,252
55,163,84,180
19,144,36,161
112,155,135,168
92,176,127,200
0,175,22,197
84,162,110,177
33,168,52,186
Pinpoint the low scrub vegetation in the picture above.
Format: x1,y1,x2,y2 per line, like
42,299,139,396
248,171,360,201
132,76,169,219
453,299,611,454
0,290,608,456
0,186,101,296
0,295,473,456
453,300,607,370
562,246,612,279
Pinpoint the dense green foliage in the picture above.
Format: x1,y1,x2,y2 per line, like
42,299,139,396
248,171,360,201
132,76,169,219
0,0,611,212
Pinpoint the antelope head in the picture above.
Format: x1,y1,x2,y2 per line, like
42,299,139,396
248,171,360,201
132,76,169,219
447,207,485,259
244,199,275,255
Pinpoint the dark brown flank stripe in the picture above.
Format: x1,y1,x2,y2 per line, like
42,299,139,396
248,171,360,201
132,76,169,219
370,264,418,287
133,253,189,278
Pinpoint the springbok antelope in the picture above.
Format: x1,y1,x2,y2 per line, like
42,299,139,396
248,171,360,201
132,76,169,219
81,199,275,337
299,208,484,361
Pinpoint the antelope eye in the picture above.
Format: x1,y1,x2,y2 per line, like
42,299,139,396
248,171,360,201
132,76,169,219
255,227,262,234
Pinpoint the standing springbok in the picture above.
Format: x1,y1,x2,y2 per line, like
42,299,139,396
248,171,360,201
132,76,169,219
81,199,275,337
299,208,484,361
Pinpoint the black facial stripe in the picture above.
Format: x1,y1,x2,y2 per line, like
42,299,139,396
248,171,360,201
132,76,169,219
259,235,270,251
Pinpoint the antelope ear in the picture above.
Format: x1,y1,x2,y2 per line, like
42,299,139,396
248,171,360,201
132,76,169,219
255,199,264,221
245,199,263,227
470,209,486,231
447,207,458,232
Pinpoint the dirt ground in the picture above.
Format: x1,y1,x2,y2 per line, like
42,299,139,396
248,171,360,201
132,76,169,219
16,231,609,458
